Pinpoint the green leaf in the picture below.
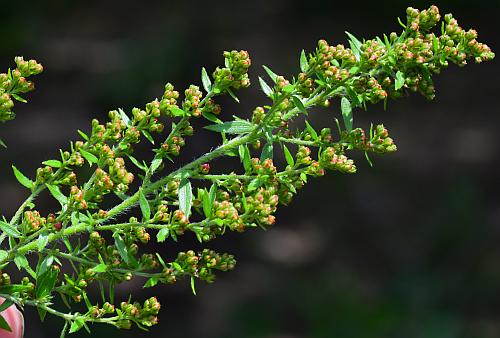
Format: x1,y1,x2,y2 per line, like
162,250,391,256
208,183,217,211
190,276,197,296
258,76,273,97
170,106,185,117
156,228,169,243
341,97,353,132
226,88,240,103
144,277,159,288
260,142,273,161
69,319,85,333
12,165,33,189
282,84,294,93
36,264,58,299
204,120,254,134
202,112,222,124
46,184,68,205
0,138,6,148
36,255,53,278
0,220,21,238
118,108,131,126
42,160,62,168
262,65,278,83
113,233,130,265
12,93,27,103
247,178,261,192
305,121,319,141
283,145,294,167
292,96,306,114
345,31,362,61
201,67,212,93
139,190,151,221
142,130,155,145
300,50,308,72
0,299,13,313
37,234,49,251
128,155,146,171
151,157,163,173
0,313,12,332
92,263,108,273
239,145,251,172
178,178,193,218
77,130,89,141
79,149,98,165
202,189,212,218
395,71,405,90
14,254,36,278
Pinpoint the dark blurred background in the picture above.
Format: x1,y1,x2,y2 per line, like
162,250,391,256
1,0,499,337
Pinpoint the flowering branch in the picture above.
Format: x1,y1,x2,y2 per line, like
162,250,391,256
0,6,494,336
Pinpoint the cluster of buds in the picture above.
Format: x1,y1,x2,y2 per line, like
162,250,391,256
159,83,180,115
342,125,397,154
320,147,356,173
0,57,42,122
352,77,387,103
213,50,251,91
23,210,46,232
317,40,356,71
35,165,53,185
70,186,88,210
119,297,161,328
213,199,242,231
243,186,279,227
172,250,236,283
296,72,315,96
183,85,203,116
88,302,115,319
406,5,441,32
296,146,312,165
360,40,387,66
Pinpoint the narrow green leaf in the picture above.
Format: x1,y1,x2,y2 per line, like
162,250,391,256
0,220,21,238
292,96,306,113
226,88,240,103
208,184,217,210
247,178,261,192
46,184,68,205
0,299,13,313
42,160,62,168
77,130,89,141
156,228,169,243
305,121,319,141
37,234,49,251
0,138,6,148
262,65,278,83
204,120,253,134
178,178,193,218
283,145,294,167
144,277,159,288
12,93,27,103
239,145,251,172
170,106,185,117
69,319,84,333
14,254,36,278
113,233,130,265
201,67,212,93
92,263,108,273
36,255,53,278
202,111,222,124
118,108,131,126
139,190,151,221
128,155,146,171
395,71,405,90
345,31,362,61
341,97,353,132
282,84,294,93
258,76,273,97
260,142,273,161
300,50,308,72
79,149,98,165
142,130,155,145
202,189,212,218
0,313,12,332
190,276,197,296
12,165,33,189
